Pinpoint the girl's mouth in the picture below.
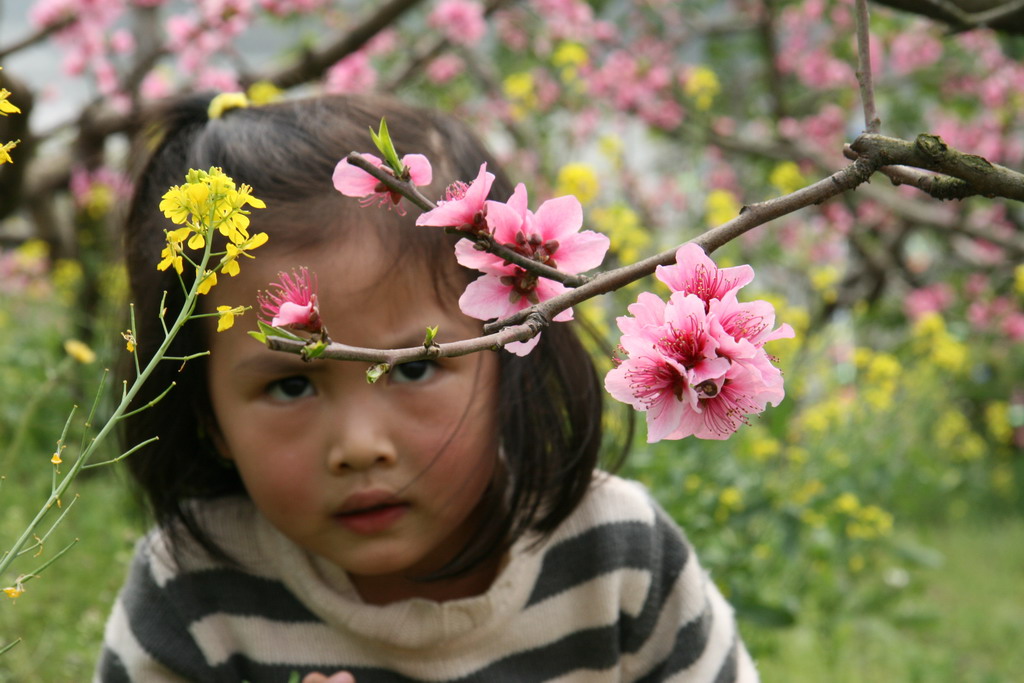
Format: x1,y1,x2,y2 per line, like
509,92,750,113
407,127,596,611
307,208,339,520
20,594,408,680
334,502,408,535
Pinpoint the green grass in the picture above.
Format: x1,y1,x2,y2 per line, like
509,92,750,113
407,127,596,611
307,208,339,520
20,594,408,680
747,517,1024,682
1,468,143,681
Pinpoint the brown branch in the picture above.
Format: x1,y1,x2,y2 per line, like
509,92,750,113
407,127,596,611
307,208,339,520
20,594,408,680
261,0,429,89
850,133,1024,201
0,16,75,60
267,155,881,364
854,0,881,133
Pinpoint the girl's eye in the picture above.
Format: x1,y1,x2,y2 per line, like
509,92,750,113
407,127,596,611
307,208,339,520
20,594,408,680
391,360,437,384
266,376,315,401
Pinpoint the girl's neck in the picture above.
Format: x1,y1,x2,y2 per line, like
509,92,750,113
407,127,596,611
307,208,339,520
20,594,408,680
349,552,504,606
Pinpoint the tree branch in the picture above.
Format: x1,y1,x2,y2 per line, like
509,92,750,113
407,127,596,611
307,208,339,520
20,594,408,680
267,155,881,364
849,133,1024,200
855,0,881,133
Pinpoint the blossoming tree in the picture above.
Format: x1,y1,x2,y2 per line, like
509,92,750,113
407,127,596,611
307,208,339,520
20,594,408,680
1,0,1023,668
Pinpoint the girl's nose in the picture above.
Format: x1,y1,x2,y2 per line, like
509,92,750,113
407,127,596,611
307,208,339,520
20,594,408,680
325,404,398,473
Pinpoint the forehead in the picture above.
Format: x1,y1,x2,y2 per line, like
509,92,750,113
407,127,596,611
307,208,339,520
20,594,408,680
209,228,475,344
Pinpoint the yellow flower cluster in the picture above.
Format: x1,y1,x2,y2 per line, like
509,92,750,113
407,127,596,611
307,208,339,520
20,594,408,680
552,41,588,85
502,71,537,120
829,493,894,540
157,167,267,301
591,203,649,264
769,161,807,195
0,67,20,165
934,408,986,461
854,348,902,411
912,312,968,374
684,65,720,111
704,189,740,227
555,162,600,206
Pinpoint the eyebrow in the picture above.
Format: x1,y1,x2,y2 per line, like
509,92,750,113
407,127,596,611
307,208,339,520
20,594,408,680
230,353,320,376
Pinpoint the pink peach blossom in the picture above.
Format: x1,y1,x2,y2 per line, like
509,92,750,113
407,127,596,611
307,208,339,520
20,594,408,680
333,153,433,215
258,267,322,333
655,243,754,306
452,183,609,355
416,163,495,232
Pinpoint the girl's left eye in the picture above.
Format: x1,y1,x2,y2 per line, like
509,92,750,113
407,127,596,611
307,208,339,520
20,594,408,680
266,375,316,401
391,360,438,384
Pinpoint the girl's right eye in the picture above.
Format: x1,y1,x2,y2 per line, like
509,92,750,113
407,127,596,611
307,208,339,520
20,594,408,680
266,376,315,401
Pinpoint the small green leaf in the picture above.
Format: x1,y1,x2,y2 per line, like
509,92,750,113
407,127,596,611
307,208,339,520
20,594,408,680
370,118,404,176
423,325,439,347
303,338,328,360
247,330,267,344
366,363,390,384
258,319,304,342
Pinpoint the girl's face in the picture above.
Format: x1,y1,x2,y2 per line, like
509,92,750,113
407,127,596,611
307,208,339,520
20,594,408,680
206,234,501,604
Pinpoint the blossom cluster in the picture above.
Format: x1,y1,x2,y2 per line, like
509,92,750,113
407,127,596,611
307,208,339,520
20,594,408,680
335,155,610,355
605,244,793,442
157,167,267,324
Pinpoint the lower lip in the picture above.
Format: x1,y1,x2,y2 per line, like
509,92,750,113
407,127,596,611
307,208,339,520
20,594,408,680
335,504,408,535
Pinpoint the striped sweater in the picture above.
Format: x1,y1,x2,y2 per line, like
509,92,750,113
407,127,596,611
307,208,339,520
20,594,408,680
96,474,758,682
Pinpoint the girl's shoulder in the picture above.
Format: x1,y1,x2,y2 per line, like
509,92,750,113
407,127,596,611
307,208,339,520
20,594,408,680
568,471,681,535
137,495,267,576
536,472,692,571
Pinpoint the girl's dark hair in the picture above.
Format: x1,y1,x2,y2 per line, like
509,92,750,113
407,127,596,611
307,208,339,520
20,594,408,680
122,92,613,577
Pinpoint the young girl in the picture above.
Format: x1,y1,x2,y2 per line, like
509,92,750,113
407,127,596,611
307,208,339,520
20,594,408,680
97,93,758,682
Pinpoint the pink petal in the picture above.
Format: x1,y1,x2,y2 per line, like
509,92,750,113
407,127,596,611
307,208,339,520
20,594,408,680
402,154,433,186
416,164,493,228
656,243,754,299
506,334,541,356
532,194,582,240
332,153,383,197
553,230,610,274
454,238,509,274
273,301,315,328
458,274,519,320
484,199,527,242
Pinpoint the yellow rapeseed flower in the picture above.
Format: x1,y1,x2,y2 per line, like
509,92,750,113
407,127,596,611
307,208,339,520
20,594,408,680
0,139,18,164
833,492,860,515
3,585,24,599
51,450,62,465
122,330,136,353
503,71,537,119
63,339,96,364
216,305,245,332
591,203,649,264
705,189,740,226
769,161,807,195
683,65,720,111
0,87,20,116
555,162,600,206
552,41,588,83
196,269,218,295
984,401,1013,444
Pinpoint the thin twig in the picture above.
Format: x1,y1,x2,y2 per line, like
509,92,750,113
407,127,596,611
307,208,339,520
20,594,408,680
854,0,880,133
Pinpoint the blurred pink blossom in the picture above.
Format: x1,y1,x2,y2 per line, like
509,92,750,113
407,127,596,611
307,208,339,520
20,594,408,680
429,0,487,46
904,283,954,321
324,51,377,93
426,55,466,84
